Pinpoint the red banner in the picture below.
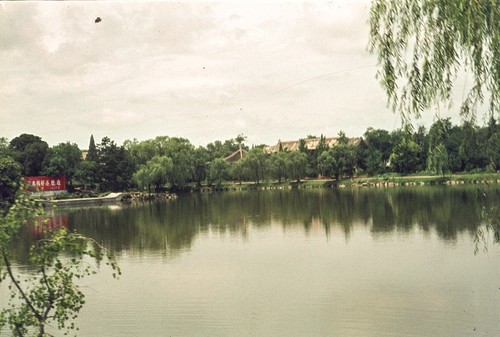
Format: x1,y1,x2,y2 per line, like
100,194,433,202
24,176,67,192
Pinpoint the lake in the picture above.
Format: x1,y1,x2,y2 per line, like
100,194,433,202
2,186,500,336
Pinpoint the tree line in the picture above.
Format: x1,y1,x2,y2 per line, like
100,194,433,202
1,117,499,204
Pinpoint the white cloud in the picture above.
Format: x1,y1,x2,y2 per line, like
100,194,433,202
0,0,464,149
98,108,145,126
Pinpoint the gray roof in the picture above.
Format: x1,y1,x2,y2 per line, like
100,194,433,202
264,137,363,153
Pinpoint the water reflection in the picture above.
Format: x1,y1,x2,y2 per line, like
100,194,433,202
44,186,497,257
6,186,499,337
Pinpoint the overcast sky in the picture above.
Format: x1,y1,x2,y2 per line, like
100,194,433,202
1,0,464,149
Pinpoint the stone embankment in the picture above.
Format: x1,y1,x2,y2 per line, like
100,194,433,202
44,192,125,207
43,192,178,207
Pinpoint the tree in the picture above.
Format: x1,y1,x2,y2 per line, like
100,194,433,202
87,135,98,162
268,151,289,183
0,138,13,158
412,125,428,171
317,150,336,178
337,131,348,145
241,148,268,184
427,118,463,172
126,136,198,189
0,156,22,212
229,160,247,185
124,138,158,167
363,127,393,173
485,116,500,170
369,0,500,122
208,158,230,187
0,191,119,336
74,160,97,190
97,137,134,191
427,142,450,176
235,134,247,148
307,134,328,178
390,137,421,174
192,147,209,186
297,137,317,178
486,130,500,171
206,135,248,162
133,155,173,193
159,137,196,188
329,144,356,180
286,151,308,183
9,134,49,177
363,148,384,175
42,143,82,190
458,121,488,171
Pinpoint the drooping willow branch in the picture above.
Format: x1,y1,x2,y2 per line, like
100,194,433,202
369,0,500,124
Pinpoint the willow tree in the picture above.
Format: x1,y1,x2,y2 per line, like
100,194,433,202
369,0,500,123
133,155,173,193
369,0,499,245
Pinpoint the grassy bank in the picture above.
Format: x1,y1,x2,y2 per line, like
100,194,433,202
203,172,500,191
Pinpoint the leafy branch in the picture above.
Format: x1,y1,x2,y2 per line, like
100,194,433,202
0,190,120,337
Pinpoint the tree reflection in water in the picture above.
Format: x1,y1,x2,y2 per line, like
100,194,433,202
12,185,500,263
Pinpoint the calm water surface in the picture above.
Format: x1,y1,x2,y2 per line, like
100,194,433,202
3,186,500,336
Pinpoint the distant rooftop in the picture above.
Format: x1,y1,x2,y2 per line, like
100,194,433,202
264,137,364,153
224,147,247,163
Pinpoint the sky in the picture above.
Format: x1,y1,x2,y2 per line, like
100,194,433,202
0,0,464,149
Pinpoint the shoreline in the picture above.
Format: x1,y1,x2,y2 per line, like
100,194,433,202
40,173,500,206
197,173,500,192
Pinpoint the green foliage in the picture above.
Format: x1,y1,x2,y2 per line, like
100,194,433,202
0,138,13,157
0,156,22,213
268,151,289,183
364,128,392,165
286,151,308,183
124,138,159,167
192,147,210,186
412,125,429,171
309,135,328,177
133,155,174,192
361,128,393,174
206,135,248,162
208,158,230,187
317,150,336,178
229,160,247,185
329,144,356,180
486,130,500,171
459,121,488,171
363,149,384,175
369,0,500,122
159,137,195,188
4,117,500,194
0,191,120,336
42,143,82,190
337,131,348,145
390,137,421,174
127,137,196,189
74,160,97,190
86,135,98,162
240,148,268,184
427,143,450,176
97,137,134,192
9,134,49,177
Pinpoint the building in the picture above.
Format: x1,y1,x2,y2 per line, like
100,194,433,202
264,137,365,153
224,145,247,163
